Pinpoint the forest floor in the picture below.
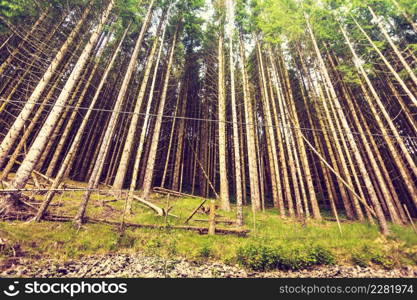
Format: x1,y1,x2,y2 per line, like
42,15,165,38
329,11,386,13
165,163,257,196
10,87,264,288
0,178,416,277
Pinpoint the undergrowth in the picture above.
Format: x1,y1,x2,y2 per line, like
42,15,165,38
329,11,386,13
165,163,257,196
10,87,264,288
0,187,416,271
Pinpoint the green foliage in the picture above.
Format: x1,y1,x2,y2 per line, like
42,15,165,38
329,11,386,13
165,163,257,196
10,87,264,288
309,245,336,265
235,244,335,271
236,244,281,271
0,0,37,18
180,0,204,50
254,0,305,43
115,0,147,26
235,0,252,34
336,63,361,85
0,0,90,34
351,245,396,269
197,244,212,259
396,0,417,15
0,0,37,33
351,251,370,267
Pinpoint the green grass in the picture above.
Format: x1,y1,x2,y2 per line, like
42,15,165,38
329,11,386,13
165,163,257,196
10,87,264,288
0,186,416,271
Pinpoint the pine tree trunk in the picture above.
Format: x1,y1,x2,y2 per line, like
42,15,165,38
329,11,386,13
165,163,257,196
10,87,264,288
112,0,160,189
141,27,178,199
126,24,167,213
229,24,243,224
239,34,261,211
172,83,188,191
218,34,230,210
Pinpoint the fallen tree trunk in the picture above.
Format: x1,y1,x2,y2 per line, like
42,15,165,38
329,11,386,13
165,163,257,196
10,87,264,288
3,213,249,237
101,191,165,216
193,219,236,225
90,217,248,236
131,194,165,216
153,187,204,200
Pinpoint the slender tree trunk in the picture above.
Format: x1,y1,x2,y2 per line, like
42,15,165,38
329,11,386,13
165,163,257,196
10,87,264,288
239,34,261,211
112,0,160,189
227,0,243,224
161,81,181,188
218,34,230,211
46,60,101,177
126,24,167,213
172,83,188,191
141,27,178,199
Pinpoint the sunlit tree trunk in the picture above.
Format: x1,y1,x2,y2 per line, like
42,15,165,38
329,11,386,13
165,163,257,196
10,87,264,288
112,0,160,190
126,24,167,213
239,34,261,211
218,33,230,211
141,27,178,199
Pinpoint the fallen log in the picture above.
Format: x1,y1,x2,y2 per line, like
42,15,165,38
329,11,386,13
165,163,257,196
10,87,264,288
193,219,236,225
86,217,249,237
5,213,249,237
103,199,117,203
131,195,165,216
153,187,203,200
101,191,165,217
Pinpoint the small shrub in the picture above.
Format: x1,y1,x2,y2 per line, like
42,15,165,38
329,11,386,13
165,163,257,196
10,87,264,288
280,248,316,270
145,237,162,250
371,254,395,269
117,232,136,248
198,245,212,259
236,244,337,271
351,252,369,267
351,246,395,269
165,240,178,257
236,244,281,271
309,245,335,265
